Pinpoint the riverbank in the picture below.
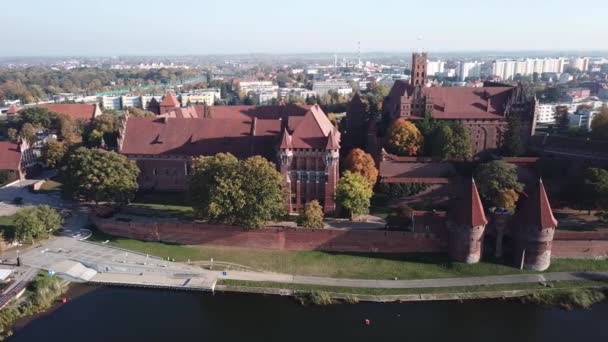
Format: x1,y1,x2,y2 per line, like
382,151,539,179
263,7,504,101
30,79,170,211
90,232,608,280
215,279,608,307
0,274,67,341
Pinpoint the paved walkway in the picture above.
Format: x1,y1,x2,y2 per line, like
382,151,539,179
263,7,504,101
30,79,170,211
218,270,608,289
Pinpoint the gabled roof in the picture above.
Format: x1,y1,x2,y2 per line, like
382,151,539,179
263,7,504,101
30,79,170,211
450,178,488,227
0,141,21,170
516,179,558,229
37,104,97,121
290,105,336,149
160,92,180,108
325,130,340,150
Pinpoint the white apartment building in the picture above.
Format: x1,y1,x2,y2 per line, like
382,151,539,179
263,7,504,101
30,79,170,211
237,81,278,96
537,100,606,124
457,61,482,81
181,88,221,106
426,60,445,77
536,104,558,124
101,96,121,110
279,88,318,99
121,96,142,109
492,58,567,80
312,80,352,96
254,91,278,105
569,57,590,72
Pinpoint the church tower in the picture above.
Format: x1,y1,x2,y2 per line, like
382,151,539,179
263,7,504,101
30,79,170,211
411,52,428,87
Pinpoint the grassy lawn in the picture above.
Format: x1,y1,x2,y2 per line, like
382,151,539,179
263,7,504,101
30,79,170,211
0,214,15,239
217,279,608,296
128,192,194,217
89,230,608,280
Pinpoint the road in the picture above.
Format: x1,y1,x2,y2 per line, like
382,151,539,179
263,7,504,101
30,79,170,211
217,270,608,289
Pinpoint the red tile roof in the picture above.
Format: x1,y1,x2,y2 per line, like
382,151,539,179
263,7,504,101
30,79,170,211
290,106,336,149
0,142,21,170
37,104,97,121
379,154,457,181
450,179,488,227
516,179,558,229
206,104,311,120
160,92,180,108
387,80,514,120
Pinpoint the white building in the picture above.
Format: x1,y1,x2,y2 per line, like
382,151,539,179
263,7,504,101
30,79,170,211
312,80,352,96
536,103,558,124
457,61,482,81
254,91,278,105
537,100,606,125
121,96,142,109
492,58,567,80
236,81,278,97
101,96,121,111
569,57,590,72
181,88,221,106
426,60,445,77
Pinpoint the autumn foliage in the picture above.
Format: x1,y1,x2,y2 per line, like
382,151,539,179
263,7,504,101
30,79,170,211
344,148,378,186
386,118,423,156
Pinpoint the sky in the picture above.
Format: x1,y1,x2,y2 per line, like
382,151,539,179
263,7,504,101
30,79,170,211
2,0,607,56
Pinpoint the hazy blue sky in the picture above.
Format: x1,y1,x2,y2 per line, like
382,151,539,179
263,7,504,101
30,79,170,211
2,0,607,56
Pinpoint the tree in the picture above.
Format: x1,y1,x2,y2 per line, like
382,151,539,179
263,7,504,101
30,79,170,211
40,139,68,168
297,200,324,229
344,148,378,186
428,121,472,160
21,123,37,145
190,153,285,229
127,107,155,118
236,156,285,228
61,147,139,205
14,206,63,244
591,105,608,140
385,118,423,156
496,189,519,210
502,115,524,156
92,113,118,133
577,168,608,214
474,161,524,207
17,107,55,128
336,171,374,219
7,128,18,142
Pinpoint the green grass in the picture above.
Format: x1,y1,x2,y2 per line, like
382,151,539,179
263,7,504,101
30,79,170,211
218,279,608,297
89,230,608,280
128,191,194,217
0,215,15,239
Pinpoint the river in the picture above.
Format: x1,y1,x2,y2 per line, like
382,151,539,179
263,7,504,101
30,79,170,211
8,286,608,342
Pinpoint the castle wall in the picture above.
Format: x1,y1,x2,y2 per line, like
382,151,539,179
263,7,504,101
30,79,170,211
512,227,556,271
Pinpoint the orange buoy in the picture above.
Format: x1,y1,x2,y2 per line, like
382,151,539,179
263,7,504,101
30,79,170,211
364,319,370,326
61,297,67,304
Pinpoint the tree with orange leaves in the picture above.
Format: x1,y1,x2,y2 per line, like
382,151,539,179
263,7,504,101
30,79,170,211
344,148,378,186
386,118,423,156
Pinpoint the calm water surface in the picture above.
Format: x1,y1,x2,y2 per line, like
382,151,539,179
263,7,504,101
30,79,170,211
9,286,608,342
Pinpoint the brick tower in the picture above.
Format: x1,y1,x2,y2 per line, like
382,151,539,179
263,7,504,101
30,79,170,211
410,52,428,87
159,91,180,114
512,179,558,271
447,179,488,264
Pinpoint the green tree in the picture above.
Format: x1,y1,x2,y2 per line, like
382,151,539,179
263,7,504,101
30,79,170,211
385,118,423,156
336,171,374,219
16,107,55,128
297,200,324,229
190,153,285,229
577,168,608,214
60,147,139,205
21,123,37,145
40,139,68,168
127,107,156,118
591,105,608,140
474,161,524,207
14,206,63,244
502,115,524,156
92,113,118,133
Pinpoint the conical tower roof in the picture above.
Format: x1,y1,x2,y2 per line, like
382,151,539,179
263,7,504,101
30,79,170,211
516,179,558,229
451,178,488,227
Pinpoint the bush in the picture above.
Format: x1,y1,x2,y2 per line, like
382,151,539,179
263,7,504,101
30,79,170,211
297,200,324,229
377,183,429,197
524,288,607,310
296,291,334,306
